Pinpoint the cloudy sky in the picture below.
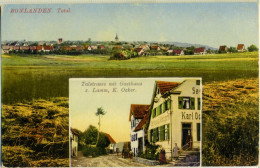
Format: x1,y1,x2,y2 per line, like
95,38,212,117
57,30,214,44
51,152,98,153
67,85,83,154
1,2,258,48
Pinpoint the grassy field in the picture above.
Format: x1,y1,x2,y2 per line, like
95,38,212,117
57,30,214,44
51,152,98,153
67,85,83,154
2,97,69,167
2,52,258,104
203,78,259,166
1,52,259,166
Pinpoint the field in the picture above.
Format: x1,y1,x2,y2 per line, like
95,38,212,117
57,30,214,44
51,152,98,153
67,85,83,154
2,52,258,104
1,52,259,166
1,97,69,167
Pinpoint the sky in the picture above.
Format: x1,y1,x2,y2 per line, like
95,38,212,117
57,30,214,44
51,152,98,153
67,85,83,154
69,78,185,142
1,2,258,48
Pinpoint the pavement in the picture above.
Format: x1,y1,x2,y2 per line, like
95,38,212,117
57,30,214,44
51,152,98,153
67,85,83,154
71,152,149,167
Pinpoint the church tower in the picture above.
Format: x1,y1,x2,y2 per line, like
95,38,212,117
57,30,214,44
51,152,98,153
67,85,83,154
115,33,119,42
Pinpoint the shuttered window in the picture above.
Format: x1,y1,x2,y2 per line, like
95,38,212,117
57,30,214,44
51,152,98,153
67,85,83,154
150,129,153,142
191,97,195,110
154,128,159,142
160,125,165,141
178,97,183,109
167,124,170,140
198,98,201,110
152,109,156,118
197,123,200,141
162,103,165,113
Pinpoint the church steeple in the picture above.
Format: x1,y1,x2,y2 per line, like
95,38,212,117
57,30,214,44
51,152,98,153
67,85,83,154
115,33,119,42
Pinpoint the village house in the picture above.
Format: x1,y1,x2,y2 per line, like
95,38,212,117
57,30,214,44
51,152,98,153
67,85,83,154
150,45,161,51
29,46,37,52
43,45,54,52
147,79,201,160
2,45,11,53
219,45,228,53
129,104,150,156
194,47,206,55
58,38,63,44
237,44,246,52
135,47,145,56
173,49,184,56
70,128,79,157
105,133,116,153
20,46,30,51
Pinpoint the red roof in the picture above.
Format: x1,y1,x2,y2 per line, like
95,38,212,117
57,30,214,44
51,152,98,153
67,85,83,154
156,81,180,95
105,133,116,144
135,48,143,52
37,45,42,50
44,45,54,50
71,128,79,136
129,104,150,121
237,44,245,50
194,47,205,53
219,46,227,51
173,49,183,55
134,112,150,132
30,46,37,50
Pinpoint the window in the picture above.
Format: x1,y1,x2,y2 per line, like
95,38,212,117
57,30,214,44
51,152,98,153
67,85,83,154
196,80,200,85
197,98,201,110
179,97,195,110
156,105,161,116
167,124,170,140
197,123,200,141
153,127,159,142
162,103,165,113
160,125,165,141
183,97,190,109
152,108,156,118
166,99,171,111
150,129,153,142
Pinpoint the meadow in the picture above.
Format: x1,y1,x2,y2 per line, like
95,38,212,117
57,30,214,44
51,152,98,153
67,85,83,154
2,52,258,104
1,51,259,166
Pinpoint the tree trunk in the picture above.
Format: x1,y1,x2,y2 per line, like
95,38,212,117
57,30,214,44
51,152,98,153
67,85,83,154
96,115,100,146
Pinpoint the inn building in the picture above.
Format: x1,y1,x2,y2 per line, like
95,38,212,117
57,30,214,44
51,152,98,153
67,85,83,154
147,78,201,159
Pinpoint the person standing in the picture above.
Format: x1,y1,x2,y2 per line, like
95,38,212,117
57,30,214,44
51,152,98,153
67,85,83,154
173,143,179,160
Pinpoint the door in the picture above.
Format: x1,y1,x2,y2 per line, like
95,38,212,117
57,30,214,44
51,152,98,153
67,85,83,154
182,123,192,150
138,137,143,153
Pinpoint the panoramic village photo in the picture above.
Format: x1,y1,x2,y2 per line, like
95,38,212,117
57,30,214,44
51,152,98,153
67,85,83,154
70,78,202,166
1,2,258,167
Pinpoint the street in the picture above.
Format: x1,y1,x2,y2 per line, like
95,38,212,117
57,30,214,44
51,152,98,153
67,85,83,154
71,152,149,167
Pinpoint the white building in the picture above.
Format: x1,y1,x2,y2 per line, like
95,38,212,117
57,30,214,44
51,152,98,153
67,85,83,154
105,133,116,153
148,79,202,159
70,128,79,157
129,104,150,156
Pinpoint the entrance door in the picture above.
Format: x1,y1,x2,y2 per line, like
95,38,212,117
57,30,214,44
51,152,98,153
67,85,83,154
138,137,143,153
182,123,192,150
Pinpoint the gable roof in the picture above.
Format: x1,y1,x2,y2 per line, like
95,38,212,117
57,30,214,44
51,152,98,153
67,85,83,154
237,44,245,50
105,133,116,144
71,128,79,136
129,104,150,121
194,47,205,53
156,81,181,95
219,46,227,51
134,112,150,132
173,49,183,54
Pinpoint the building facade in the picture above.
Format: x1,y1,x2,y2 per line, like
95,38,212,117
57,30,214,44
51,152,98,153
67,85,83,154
129,104,150,156
148,79,201,159
70,128,79,157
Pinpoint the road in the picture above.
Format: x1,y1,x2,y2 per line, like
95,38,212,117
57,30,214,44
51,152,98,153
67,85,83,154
71,152,149,167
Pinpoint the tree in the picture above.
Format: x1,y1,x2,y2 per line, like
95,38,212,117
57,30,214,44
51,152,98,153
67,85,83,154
84,125,98,145
247,44,258,52
228,46,237,53
95,107,106,146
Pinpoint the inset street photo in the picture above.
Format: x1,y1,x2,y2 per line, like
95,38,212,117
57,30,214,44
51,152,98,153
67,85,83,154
69,78,202,167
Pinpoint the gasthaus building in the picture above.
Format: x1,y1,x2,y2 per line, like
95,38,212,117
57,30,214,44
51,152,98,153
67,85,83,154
147,78,201,159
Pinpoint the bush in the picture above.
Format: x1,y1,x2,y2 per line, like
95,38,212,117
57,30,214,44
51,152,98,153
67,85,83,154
82,146,107,157
138,142,160,160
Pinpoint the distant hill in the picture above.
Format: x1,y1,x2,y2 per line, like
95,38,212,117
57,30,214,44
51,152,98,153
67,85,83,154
156,41,218,50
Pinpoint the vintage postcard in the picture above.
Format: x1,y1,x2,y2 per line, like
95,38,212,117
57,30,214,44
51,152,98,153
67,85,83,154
1,1,259,167
69,77,202,166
